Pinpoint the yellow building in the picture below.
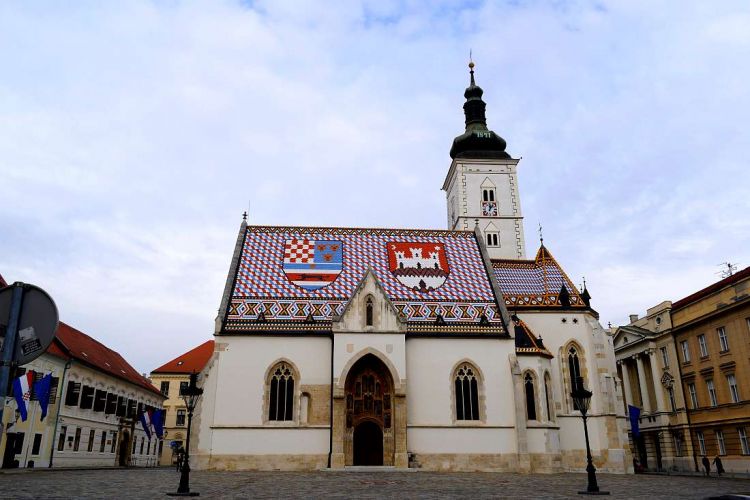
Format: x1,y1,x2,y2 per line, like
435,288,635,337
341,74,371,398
672,266,750,473
150,340,214,466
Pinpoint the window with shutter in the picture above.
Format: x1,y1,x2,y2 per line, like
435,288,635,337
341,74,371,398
65,381,81,406
93,390,107,412
79,386,95,409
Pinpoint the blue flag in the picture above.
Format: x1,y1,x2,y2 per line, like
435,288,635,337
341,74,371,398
628,404,641,437
33,373,53,421
152,409,165,439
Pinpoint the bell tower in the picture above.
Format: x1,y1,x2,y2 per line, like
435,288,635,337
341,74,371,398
442,61,526,259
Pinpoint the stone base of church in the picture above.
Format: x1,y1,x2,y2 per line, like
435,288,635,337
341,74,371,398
194,453,329,471
559,449,631,474
408,453,520,472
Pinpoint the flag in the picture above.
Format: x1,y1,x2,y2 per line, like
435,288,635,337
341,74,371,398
33,373,53,421
152,409,165,439
628,404,641,437
139,410,152,439
12,371,34,421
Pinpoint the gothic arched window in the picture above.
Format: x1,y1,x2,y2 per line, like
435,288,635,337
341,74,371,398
268,362,295,421
366,297,373,327
454,363,480,420
568,346,583,411
524,373,537,420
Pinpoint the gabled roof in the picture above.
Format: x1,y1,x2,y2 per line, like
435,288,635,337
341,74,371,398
513,317,553,358
491,245,586,310
55,322,163,397
152,340,215,374
223,225,505,334
672,265,750,310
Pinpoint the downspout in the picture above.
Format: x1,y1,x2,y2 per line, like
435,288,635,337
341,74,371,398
49,359,72,468
327,331,334,468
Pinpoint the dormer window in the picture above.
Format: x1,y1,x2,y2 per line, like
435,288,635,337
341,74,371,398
366,297,374,327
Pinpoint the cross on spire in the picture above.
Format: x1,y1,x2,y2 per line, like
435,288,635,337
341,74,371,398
242,211,248,222
538,222,544,245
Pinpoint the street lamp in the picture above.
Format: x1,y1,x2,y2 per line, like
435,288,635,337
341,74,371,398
571,376,609,496
167,372,203,497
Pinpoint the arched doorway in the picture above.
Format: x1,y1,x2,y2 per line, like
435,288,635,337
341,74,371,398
344,353,394,466
354,421,383,465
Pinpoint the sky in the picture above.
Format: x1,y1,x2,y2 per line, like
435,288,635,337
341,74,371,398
1,1,749,374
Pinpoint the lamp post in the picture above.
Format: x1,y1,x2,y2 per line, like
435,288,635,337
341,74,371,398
167,372,203,497
571,376,609,495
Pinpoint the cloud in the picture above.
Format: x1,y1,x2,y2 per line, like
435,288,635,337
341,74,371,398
1,1,749,371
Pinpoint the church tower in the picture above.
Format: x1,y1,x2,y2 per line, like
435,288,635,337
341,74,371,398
442,62,526,259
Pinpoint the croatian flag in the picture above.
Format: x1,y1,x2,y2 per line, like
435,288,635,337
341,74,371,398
12,371,34,422
139,410,153,439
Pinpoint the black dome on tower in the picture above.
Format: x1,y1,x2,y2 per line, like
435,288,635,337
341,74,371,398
449,62,511,160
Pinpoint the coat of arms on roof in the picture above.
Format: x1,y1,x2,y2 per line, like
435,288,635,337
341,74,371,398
387,242,449,293
282,239,343,291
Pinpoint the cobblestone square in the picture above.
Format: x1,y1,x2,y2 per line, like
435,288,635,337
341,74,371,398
1,468,748,499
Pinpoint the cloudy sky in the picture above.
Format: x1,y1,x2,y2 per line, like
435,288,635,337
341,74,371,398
1,1,749,373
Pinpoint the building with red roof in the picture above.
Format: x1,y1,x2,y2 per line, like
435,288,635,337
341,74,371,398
150,340,214,465
0,273,165,469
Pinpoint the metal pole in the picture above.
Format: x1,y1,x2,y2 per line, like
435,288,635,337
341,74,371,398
582,413,600,493
0,284,25,434
176,406,193,495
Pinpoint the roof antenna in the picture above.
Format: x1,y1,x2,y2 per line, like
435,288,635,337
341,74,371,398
718,262,738,279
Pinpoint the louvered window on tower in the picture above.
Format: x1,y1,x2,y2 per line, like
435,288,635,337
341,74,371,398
486,233,499,247
268,363,295,421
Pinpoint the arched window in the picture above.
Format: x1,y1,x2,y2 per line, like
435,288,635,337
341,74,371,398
524,373,537,420
568,346,583,411
365,297,373,327
268,362,295,421
544,372,554,421
486,233,499,247
454,363,480,420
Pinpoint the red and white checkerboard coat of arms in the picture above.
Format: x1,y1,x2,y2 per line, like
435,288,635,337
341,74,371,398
387,242,450,292
282,239,343,290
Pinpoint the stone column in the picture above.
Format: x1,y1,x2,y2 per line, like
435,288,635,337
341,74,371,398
647,349,664,412
330,393,346,468
394,394,408,468
635,354,652,414
509,354,530,472
619,360,633,412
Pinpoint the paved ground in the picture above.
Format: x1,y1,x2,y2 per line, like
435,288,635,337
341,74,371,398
0,468,748,499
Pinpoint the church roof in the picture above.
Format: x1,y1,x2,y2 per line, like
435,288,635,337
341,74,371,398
513,316,553,358
491,245,586,310
223,225,506,334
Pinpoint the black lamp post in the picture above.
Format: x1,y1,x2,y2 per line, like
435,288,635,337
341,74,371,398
571,376,609,495
167,372,203,497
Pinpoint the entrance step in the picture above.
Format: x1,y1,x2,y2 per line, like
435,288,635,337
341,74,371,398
322,466,416,473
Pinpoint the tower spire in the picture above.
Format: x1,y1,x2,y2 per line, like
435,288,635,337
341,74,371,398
449,58,510,160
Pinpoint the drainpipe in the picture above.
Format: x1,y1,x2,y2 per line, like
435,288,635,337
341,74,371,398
49,359,72,468
327,332,334,468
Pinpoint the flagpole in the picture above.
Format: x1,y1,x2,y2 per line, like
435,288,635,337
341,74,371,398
22,398,38,467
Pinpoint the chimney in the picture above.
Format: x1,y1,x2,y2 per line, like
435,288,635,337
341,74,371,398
629,314,639,324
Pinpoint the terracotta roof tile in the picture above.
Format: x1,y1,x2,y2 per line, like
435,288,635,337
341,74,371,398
225,225,504,331
55,322,163,397
152,340,215,374
492,245,586,309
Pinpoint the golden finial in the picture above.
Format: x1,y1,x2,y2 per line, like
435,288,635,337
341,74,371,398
469,49,474,69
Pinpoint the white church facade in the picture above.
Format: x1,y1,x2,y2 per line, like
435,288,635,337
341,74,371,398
193,65,632,473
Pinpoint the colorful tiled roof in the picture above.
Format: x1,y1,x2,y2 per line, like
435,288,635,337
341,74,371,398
672,265,750,310
492,245,585,309
225,225,504,332
152,340,215,374
55,322,163,397
513,317,553,358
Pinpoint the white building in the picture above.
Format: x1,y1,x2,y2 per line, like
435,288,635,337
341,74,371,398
193,65,631,472
50,322,165,468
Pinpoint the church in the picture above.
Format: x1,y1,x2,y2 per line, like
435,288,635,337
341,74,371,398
193,64,631,473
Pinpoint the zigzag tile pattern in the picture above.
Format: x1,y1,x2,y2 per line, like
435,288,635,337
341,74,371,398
227,226,501,325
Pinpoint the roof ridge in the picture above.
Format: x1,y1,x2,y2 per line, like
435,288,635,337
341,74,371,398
246,224,476,236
